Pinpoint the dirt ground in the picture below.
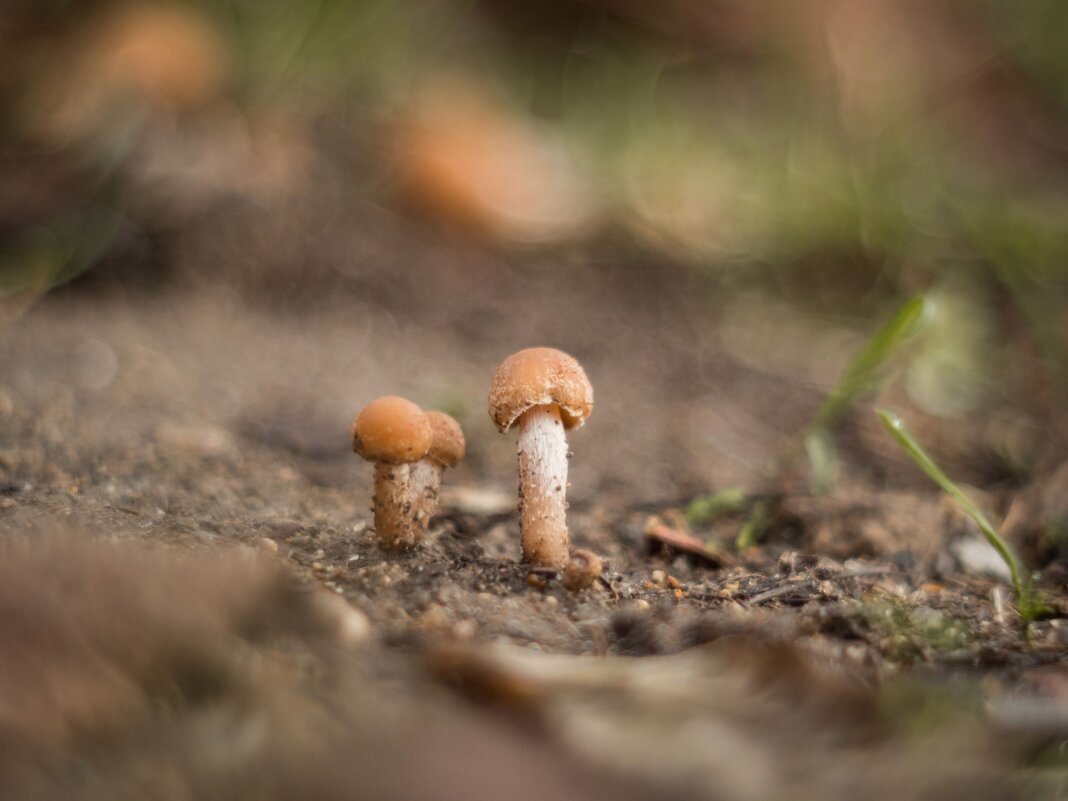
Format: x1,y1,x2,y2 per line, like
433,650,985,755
1,244,1067,798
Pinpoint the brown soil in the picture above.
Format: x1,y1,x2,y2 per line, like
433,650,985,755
1,261,1066,798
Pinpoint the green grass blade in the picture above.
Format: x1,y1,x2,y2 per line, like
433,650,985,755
735,500,772,551
818,296,928,428
803,427,838,494
875,409,1025,604
685,487,747,526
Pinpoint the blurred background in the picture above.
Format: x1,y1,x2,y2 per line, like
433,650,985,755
3,7,1068,797
1,0,1067,505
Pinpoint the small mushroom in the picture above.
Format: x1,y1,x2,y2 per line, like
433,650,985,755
562,549,603,591
488,347,593,567
411,411,466,535
351,396,433,549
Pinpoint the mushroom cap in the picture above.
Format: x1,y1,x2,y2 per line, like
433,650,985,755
352,396,433,464
425,411,466,468
92,3,228,109
488,347,593,432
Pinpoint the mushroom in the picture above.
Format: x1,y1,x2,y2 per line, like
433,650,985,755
394,79,597,245
411,411,466,535
488,348,593,567
351,396,433,549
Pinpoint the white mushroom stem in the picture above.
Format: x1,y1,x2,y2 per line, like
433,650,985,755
516,404,570,567
373,463,419,549
410,458,444,536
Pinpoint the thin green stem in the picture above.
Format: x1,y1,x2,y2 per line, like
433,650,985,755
876,409,1025,603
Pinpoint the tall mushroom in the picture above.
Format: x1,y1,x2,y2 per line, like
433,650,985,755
488,348,593,567
411,411,466,535
351,396,433,550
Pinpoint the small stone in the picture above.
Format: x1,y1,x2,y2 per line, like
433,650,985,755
952,535,1013,582
526,573,547,589
255,537,279,553
156,422,236,459
845,644,867,664
311,591,371,646
452,619,477,639
441,486,513,516
420,604,449,630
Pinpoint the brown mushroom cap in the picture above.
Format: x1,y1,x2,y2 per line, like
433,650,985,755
425,411,466,468
352,396,432,464
488,347,593,432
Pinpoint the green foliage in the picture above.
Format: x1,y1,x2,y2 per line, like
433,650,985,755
802,295,930,493
685,487,746,526
876,409,1050,628
735,499,772,551
802,427,838,496
863,598,972,664
0,208,122,303
817,297,929,428
736,297,931,548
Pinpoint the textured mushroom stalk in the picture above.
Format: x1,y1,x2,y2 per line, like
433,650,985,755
517,405,570,567
410,459,443,537
373,463,417,549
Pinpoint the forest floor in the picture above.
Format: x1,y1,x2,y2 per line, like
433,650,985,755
1,263,1066,799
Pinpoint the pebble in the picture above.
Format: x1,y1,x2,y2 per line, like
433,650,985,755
452,619,477,639
845,644,868,664
312,592,371,646
155,421,236,459
526,573,547,589
420,604,449,630
951,535,1013,582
